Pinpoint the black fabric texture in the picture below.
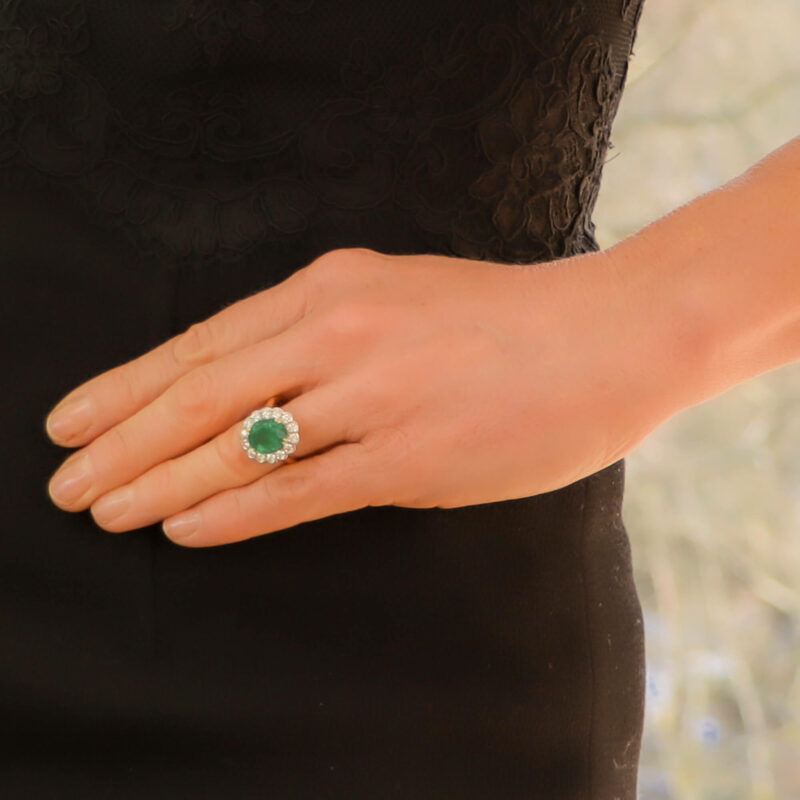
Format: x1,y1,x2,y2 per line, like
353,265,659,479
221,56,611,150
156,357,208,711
1,1,647,797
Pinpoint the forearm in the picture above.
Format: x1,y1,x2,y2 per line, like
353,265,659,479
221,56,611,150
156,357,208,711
604,134,800,412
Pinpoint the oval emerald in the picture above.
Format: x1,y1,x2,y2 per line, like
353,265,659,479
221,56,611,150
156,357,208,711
248,418,288,454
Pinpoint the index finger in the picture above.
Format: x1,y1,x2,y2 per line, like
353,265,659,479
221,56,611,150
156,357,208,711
44,264,313,447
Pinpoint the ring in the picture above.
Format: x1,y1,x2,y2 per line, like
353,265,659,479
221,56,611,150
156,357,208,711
240,405,300,465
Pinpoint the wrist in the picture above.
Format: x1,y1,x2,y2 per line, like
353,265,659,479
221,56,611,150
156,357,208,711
604,138,800,414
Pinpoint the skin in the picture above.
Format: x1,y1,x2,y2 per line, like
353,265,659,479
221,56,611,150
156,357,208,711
43,134,800,548
42,246,682,547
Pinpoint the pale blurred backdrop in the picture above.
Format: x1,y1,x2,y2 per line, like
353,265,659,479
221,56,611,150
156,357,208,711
592,1,800,798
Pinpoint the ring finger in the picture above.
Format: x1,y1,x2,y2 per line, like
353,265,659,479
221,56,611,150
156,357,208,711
88,385,352,532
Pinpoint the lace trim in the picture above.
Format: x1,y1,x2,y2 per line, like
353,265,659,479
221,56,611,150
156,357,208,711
0,0,643,268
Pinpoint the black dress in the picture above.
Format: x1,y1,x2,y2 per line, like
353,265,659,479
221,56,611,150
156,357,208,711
1,1,647,797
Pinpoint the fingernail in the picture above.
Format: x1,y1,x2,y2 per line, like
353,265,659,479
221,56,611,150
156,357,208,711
162,511,201,542
46,395,93,442
48,453,93,506
92,487,132,526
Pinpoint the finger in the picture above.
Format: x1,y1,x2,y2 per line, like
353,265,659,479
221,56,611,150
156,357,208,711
44,263,314,447
160,438,387,548
88,386,351,533
47,321,316,512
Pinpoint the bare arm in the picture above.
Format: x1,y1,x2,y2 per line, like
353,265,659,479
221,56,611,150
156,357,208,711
602,134,800,413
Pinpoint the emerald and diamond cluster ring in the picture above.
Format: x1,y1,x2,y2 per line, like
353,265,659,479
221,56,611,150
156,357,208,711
240,406,300,465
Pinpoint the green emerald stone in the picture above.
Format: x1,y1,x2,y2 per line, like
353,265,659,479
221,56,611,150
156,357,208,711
248,418,288,454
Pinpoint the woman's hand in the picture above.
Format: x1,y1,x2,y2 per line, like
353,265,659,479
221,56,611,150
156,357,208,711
43,246,687,548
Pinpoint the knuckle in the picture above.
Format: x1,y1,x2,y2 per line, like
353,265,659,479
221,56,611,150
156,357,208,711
171,367,219,423
261,466,311,506
308,248,345,279
318,302,376,342
360,424,412,460
283,263,315,314
229,487,246,524
171,321,218,368
311,247,380,282
104,424,132,465
317,246,367,266
160,456,180,493
109,364,146,411
337,246,378,262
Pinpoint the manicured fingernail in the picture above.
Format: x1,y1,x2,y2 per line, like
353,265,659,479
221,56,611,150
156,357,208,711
162,511,201,542
48,453,93,506
46,395,93,442
92,487,132,526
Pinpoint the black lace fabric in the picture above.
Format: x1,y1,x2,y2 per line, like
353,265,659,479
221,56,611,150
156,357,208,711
0,2,649,798
0,0,643,269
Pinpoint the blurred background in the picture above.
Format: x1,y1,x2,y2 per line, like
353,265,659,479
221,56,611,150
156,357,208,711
592,1,800,798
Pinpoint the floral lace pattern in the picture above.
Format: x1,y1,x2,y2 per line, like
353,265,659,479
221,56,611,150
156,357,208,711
0,0,644,269
164,0,268,62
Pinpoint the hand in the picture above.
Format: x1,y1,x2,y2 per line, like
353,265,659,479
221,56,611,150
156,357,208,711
44,246,679,548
